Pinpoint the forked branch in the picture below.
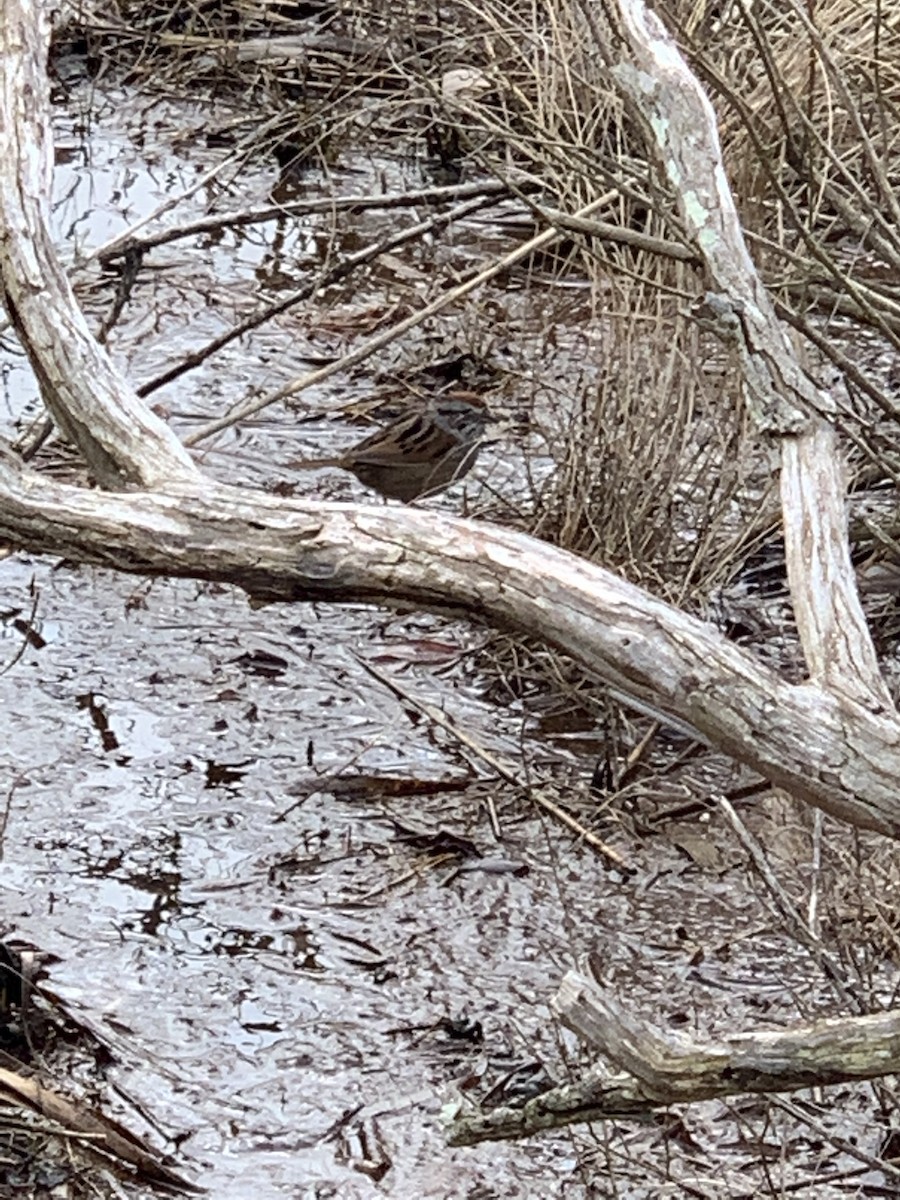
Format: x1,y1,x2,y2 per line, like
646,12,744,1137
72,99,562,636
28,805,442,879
444,964,900,1144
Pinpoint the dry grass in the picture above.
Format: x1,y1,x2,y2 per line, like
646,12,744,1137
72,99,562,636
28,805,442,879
34,4,900,1196
530,285,754,599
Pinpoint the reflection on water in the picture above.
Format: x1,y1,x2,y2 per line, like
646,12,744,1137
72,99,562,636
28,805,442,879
0,79,887,1200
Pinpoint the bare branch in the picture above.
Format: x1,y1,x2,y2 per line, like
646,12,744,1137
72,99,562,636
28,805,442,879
3,451,900,839
97,179,515,264
611,0,891,707
445,964,900,1145
0,1,197,489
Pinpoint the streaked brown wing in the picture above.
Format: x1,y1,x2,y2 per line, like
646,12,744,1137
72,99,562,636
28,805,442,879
341,411,458,468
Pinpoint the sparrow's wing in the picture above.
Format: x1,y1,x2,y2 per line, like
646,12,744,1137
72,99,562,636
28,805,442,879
344,411,459,467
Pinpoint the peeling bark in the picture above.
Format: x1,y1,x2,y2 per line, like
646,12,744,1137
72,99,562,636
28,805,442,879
444,966,900,1144
614,0,889,707
0,1,197,488
2,455,900,838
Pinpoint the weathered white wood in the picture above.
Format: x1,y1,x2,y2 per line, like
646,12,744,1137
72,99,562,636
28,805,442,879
780,428,888,703
614,0,891,707
0,1,197,488
3,452,900,838
554,967,900,1095
445,968,900,1145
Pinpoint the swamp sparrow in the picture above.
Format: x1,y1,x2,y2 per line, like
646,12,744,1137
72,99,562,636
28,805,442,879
289,390,491,501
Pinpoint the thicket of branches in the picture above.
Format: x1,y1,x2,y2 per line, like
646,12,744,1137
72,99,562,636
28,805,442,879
7,1,900,1192
63,0,900,601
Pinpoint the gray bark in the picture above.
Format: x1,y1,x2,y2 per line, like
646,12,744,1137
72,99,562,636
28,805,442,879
2,455,900,838
0,1,197,488
444,965,900,1144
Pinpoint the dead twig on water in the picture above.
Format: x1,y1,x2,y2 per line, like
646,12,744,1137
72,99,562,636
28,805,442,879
184,191,617,446
144,189,503,402
354,654,631,870
716,794,863,1011
98,179,516,263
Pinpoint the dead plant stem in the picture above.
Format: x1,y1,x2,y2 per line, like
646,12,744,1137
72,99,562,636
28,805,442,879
184,191,617,446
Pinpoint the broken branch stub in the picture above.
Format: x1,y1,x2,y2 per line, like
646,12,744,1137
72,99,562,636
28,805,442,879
444,966,900,1145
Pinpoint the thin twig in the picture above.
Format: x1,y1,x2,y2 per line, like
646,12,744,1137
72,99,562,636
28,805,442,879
184,191,617,446
0,584,39,678
716,794,863,1011
98,179,515,262
142,191,499,402
85,144,253,265
355,654,631,869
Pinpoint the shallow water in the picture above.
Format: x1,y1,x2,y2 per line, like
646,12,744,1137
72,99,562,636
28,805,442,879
1,77,898,1199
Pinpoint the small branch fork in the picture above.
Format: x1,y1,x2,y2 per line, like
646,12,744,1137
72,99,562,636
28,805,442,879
444,959,900,1145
